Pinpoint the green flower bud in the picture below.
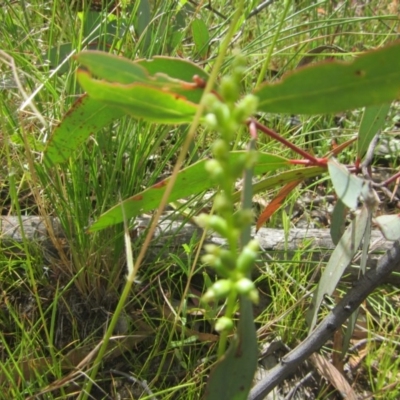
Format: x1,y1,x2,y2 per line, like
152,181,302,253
235,278,259,304
232,66,246,83
201,253,218,266
204,93,219,110
235,277,255,295
248,288,259,304
202,279,233,303
205,159,224,181
212,139,230,160
204,244,221,256
236,247,258,274
202,288,216,303
233,94,259,123
220,120,239,142
230,151,258,179
213,257,230,278
215,316,234,332
231,53,246,81
207,215,229,236
219,249,236,270
194,213,210,228
233,209,254,228
203,248,232,277
213,102,231,127
212,279,233,298
230,154,248,178
204,113,218,130
220,76,240,103
214,193,231,213
247,239,259,252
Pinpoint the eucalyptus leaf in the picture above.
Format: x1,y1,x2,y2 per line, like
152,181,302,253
330,198,347,245
375,214,400,241
306,205,369,331
255,42,400,114
89,152,289,231
44,95,125,165
328,159,369,210
358,103,391,159
77,70,198,123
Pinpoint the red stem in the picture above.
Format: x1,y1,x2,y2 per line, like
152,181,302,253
290,159,328,166
250,119,322,166
381,170,400,187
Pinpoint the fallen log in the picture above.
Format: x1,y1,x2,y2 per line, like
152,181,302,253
1,215,398,284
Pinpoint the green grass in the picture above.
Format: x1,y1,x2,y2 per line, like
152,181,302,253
1,0,400,398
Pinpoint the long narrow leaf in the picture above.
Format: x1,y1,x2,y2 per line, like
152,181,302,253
77,51,208,103
44,95,125,165
357,103,391,159
256,180,302,230
77,70,198,123
255,42,400,114
328,159,369,210
89,153,289,231
232,166,326,203
306,206,369,331
135,56,209,82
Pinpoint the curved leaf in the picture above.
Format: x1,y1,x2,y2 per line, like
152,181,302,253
328,159,369,210
135,56,209,82
77,51,208,103
330,199,347,245
76,51,150,84
375,214,400,240
358,103,391,159
44,95,125,165
306,205,369,331
232,166,325,203
134,56,209,103
256,180,302,230
255,42,400,114
77,70,198,123
89,152,289,231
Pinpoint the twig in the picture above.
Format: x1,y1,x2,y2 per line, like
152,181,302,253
248,241,400,400
359,133,400,203
251,118,326,166
360,132,380,179
188,0,227,20
283,371,315,400
109,369,157,400
247,0,279,19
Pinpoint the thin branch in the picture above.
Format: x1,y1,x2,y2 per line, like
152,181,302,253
109,370,157,400
251,119,325,166
247,0,279,19
360,132,380,177
188,0,227,20
248,240,400,400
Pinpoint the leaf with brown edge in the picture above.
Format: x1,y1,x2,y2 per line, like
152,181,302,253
255,41,400,114
89,152,289,231
77,70,199,123
44,94,125,165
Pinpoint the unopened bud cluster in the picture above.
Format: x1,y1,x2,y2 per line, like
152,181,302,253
197,55,260,333
201,240,260,308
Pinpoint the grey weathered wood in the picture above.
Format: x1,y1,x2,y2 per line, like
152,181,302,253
1,216,398,283
0,215,390,250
